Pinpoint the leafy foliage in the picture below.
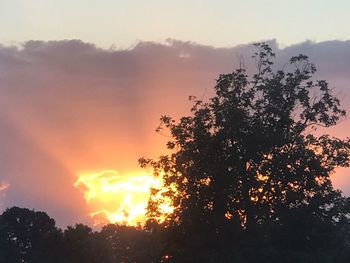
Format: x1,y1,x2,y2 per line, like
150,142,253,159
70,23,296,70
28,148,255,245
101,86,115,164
0,207,165,263
140,43,350,261
0,207,62,263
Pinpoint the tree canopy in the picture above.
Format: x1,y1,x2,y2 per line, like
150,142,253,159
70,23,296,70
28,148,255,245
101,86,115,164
0,206,61,263
0,207,164,263
140,43,350,262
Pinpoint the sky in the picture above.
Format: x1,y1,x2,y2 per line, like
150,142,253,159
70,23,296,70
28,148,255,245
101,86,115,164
0,0,350,48
0,1,349,227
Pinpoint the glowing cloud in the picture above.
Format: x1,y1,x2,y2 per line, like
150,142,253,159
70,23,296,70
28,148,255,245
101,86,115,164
74,170,173,226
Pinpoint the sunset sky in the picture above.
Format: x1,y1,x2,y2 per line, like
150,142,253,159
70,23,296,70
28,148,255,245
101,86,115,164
0,1,349,227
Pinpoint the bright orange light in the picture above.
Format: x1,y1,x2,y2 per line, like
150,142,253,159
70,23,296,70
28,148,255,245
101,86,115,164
74,170,173,226
0,182,9,192
224,211,233,220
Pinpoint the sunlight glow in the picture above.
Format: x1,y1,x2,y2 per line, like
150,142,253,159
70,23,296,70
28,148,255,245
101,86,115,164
74,170,173,226
0,182,9,192
0,182,9,210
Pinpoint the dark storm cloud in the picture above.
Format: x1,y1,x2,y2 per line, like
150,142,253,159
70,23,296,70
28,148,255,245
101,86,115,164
0,39,349,226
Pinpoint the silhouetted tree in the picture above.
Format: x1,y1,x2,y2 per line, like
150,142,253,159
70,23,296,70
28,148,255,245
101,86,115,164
0,206,62,263
62,223,112,263
97,224,164,262
140,43,350,262
0,207,166,263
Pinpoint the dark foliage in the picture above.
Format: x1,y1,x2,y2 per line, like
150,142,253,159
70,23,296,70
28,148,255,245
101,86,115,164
0,207,164,263
0,207,62,263
140,43,350,262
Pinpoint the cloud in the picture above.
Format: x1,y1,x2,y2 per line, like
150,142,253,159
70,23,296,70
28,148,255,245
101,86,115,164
0,39,350,226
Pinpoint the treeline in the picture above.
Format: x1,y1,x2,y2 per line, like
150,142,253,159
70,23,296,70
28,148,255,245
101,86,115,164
0,207,166,263
0,205,350,263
